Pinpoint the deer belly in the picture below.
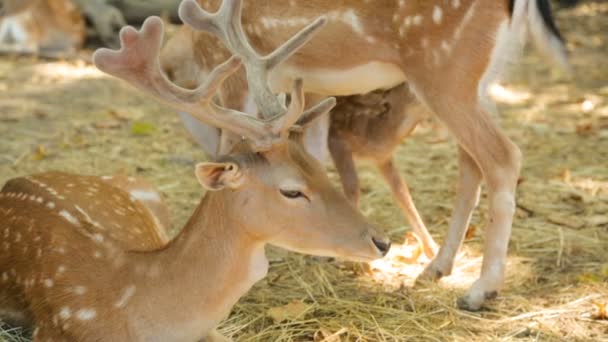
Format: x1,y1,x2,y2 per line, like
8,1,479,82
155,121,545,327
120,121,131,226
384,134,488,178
270,61,406,96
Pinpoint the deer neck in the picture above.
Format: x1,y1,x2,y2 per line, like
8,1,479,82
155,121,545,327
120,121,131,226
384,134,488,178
122,190,268,339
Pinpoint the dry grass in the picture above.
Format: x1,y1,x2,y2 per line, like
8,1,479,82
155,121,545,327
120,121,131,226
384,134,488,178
1,2,607,341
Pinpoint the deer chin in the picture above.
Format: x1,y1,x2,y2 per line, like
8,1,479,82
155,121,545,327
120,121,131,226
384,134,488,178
269,240,384,263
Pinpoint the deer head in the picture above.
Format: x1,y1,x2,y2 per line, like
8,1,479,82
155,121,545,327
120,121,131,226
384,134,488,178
93,0,391,261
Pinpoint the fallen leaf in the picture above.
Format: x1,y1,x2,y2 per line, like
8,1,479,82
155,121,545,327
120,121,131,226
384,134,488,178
267,300,310,323
33,110,49,119
576,273,601,284
94,120,122,129
591,301,607,320
395,232,422,264
108,109,131,122
576,120,597,136
131,121,157,136
561,169,572,183
33,145,48,161
464,224,477,240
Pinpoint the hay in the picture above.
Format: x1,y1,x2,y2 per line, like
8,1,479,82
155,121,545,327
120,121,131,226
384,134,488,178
1,2,608,341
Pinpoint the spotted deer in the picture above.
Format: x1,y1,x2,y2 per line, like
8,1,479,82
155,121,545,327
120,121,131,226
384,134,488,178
0,6,392,341
159,0,570,310
0,0,86,57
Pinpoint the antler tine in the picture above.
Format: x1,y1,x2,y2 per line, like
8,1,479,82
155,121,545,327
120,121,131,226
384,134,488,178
263,17,327,70
93,16,275,145
179,0,333,126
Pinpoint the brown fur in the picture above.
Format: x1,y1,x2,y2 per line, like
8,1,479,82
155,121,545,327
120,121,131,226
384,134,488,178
0,142,389,341
163,0,528,311
0,0,85,57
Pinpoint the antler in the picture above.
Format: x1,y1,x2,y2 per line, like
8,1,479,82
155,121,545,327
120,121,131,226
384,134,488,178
178,0,336,128
93,0,335,151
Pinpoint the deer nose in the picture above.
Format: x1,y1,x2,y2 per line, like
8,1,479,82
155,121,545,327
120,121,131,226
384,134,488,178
372,237,391,256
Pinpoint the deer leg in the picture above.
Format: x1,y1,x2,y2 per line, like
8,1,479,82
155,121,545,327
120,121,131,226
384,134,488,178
417,147,481,281
328,135,359,206
407,65,521,308
432,103,520,311
377,158,438,258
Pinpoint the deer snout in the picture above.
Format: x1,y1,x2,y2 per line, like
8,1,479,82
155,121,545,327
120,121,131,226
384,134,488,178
372,236,391,256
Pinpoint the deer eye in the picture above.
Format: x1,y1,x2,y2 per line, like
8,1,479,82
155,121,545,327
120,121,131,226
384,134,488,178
279,189,308,200
280,189,303,199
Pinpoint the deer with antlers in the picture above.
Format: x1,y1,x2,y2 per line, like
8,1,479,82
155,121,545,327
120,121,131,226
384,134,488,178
0,2,392,340
160,0,570,310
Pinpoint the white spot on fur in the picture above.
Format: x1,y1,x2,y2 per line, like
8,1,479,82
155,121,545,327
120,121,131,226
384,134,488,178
441,40,452,54
92,233,104,243
59,307,71,320
412,15,423,26
452,0,461,9
44,279,54,287
74,205,105,231
46,201,55,209
129,190,161,202
59,210,80,226
433,6,443,24
72,286,87,295
260,9,375,43
114,285,136,308
76,308,96,321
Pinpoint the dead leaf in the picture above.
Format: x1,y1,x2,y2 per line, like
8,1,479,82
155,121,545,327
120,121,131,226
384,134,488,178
94,120,122,129
33,110,49,119
561,169,572,183
394,232,422,264
576,119,597,136
267,300,310,323
464,224,477,240
576,273,601,284
591,301,607,320
108,109,131,122
33,145,48,161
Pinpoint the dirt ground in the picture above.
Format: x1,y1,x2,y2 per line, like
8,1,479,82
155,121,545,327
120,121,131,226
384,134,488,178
1,2,607,341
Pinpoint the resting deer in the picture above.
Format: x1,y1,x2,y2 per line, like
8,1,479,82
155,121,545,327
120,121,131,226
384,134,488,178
0,5,391,341
160,0,570,310
0,0,128,50
0,0,86,57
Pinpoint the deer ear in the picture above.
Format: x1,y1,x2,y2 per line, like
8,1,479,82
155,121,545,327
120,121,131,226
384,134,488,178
195,162,244,191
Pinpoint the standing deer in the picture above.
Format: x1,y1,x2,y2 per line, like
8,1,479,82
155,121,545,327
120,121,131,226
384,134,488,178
0,6,392,341
327,83,437,258
161,0,570,310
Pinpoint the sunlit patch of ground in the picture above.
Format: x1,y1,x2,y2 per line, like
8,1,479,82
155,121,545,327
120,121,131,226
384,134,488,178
1,1,607,341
